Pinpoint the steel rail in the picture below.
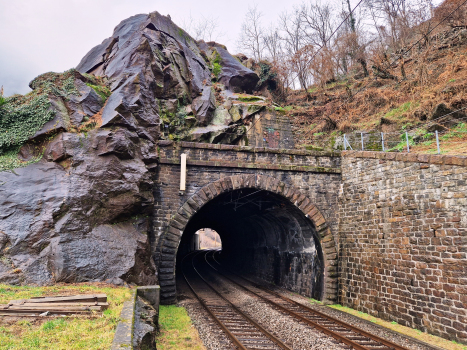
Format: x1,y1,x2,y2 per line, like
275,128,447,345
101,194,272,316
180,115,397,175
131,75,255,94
208,250,409,350
181,251,292,350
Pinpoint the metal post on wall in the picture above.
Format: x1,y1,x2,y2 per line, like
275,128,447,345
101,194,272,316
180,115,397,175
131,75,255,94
406,132,410,153
180,153,187,195
344,134,353,150
361,133,364,151
436,130,441,154
381,132,385,152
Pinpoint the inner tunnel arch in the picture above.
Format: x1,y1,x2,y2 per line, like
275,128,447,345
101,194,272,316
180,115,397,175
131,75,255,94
157,174,338,304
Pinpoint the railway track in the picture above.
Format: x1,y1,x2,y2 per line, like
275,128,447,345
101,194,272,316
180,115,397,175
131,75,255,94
202,249,410,350
181,251,293,350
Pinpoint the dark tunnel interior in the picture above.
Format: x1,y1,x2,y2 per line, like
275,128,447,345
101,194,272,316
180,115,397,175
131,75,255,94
176,188,325,300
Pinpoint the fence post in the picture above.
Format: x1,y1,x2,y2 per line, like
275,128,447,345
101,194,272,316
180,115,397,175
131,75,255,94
406,131,410,153
436,130,441,154
381,132,385,152
361,132,364,151
344,134,353,150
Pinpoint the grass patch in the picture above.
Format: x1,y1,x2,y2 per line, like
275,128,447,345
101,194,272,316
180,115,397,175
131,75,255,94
0,146,42,173
384,101,417,120
237,95,264,103
156,305,205,350
0,283,132,350
327,304,467,350
86,83,111,102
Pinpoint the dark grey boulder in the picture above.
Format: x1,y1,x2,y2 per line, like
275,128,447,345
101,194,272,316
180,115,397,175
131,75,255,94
192,86,216,125
0,129,156,286
210,44,259,93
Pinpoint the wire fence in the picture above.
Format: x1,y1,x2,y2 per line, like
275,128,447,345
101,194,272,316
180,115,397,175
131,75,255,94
340,114,467,155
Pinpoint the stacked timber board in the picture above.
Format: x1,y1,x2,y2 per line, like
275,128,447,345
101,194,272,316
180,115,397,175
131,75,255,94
0,294,108,316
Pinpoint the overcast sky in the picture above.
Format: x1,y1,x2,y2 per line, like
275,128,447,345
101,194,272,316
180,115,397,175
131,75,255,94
0,0,442,96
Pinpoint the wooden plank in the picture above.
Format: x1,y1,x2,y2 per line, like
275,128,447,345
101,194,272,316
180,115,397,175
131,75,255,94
8,302,109,310
0,309,93,315
4,305,103,311
10,294,107,304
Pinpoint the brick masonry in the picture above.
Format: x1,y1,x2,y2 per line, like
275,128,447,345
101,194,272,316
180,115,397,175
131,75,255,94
153,142,342,304
339,150,467,343
151,142,467,344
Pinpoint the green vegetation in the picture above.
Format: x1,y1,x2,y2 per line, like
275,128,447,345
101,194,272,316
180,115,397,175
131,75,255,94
160,99,194,141
0,95,54,151
156,305,205,350
0,68,106,172
304,145,324,151
86,83,111,102
0,284,132,350
211,51,222,79
257,62,277,90
441,122,467,141
384,101,416,120
0,92,55,172
237,95,264,103
0,146,42,173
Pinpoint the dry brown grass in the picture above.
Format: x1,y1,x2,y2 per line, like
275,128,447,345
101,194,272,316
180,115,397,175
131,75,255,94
288,27,467,150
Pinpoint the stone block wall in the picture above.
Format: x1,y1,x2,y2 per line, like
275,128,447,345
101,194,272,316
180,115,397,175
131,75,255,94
339,151,467,343
153,142,342,302
243,111,295,149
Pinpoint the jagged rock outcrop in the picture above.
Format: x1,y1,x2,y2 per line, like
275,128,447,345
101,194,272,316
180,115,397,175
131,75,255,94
0,11,281,286
0,130,156,285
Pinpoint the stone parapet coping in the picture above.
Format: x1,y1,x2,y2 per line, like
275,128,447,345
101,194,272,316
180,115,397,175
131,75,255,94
159,157,341,174
111,286,161,350
342,150,467,167
111,289,137,350
166,141,341,157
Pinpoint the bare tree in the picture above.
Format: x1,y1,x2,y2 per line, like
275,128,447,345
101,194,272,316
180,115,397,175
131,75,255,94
280,9,313,89
263,25,283,63
343,0,369,76
435,0,467,28
300,0,336,49
181,14,225,42
237,5,265,61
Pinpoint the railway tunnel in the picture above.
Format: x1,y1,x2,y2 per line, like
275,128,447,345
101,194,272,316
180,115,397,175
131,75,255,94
175,187,326,302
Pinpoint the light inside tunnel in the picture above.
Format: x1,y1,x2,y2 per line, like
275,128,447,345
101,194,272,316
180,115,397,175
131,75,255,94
196,228,222,250
176,188,325,301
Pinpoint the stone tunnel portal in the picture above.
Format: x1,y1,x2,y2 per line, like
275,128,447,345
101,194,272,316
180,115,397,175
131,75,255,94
176,188,325,302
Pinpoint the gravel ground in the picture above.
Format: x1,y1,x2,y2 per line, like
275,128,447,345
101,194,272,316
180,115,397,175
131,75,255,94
178,253,442,350
200,265,349,350
244,275,443,350
177,276,236,350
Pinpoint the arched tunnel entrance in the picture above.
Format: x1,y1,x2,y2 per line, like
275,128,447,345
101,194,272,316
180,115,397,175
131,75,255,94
177,188,325,299
158,175,338,304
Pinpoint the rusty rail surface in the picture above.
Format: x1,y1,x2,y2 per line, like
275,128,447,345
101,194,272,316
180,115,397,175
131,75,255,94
207,250,409,350
181,251,292,350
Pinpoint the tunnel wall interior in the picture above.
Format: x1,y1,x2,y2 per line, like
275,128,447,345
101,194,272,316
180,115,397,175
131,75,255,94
177,189,325,301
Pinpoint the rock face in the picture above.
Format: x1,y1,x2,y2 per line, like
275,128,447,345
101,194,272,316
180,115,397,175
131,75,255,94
0,11,285,286
0,130,156,285
76,12,259,131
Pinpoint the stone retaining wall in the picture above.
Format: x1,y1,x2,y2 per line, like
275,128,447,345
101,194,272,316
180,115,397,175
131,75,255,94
339,150,467,343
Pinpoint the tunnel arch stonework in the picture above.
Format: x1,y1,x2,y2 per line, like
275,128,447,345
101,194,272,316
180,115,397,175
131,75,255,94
156,173,339,304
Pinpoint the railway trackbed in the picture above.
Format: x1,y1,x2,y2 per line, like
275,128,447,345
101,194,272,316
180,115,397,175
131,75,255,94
203,250,411,350
182,251,293,350
183,249,413,350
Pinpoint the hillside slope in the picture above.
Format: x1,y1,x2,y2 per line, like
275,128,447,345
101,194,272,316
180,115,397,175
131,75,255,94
286,26,467,155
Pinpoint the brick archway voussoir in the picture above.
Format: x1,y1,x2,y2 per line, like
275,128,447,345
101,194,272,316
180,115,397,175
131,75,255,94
158,174,339,304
